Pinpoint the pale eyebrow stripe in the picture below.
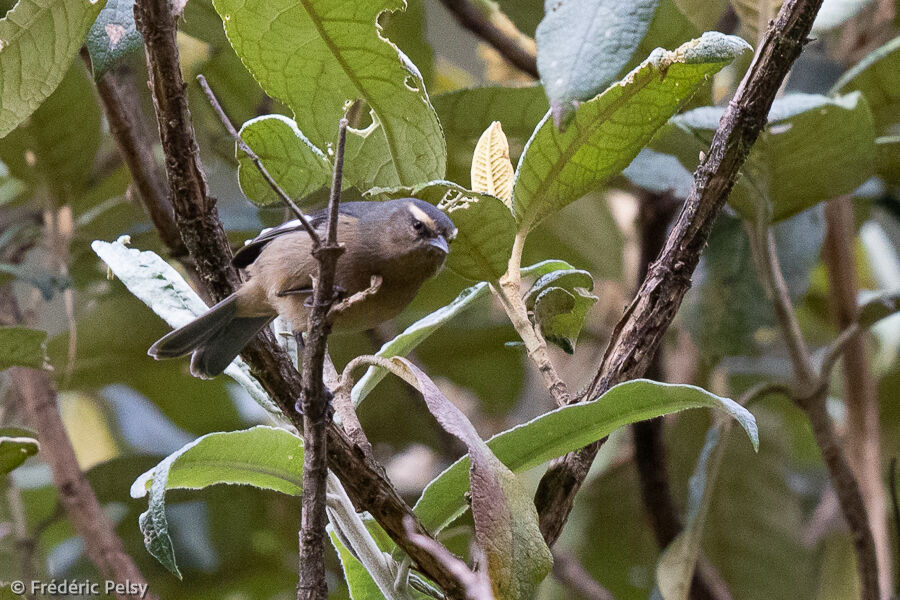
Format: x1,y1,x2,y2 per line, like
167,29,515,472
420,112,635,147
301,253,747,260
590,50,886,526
407,204,436,230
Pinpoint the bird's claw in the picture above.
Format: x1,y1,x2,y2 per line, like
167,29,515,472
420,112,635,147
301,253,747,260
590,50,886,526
294,388,335,421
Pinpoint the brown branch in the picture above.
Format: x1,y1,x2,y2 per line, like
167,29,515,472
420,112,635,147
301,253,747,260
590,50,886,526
551,550,617,600
131,2,471,597
747,213,879,598
533,0,826,548
86,54,187,258
437,0,538,78
8,367,157,600
297,118,348,600
630,193,730,600
823,196,891,597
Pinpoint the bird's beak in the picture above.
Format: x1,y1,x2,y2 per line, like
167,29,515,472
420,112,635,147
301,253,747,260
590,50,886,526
427,235,450,254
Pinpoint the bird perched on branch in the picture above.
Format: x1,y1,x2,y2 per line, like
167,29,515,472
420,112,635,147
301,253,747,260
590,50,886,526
148,198,456,379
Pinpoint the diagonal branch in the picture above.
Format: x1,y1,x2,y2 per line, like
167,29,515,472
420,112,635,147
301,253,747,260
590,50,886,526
533,0,826,548
438,0,538,78
131,1,470,597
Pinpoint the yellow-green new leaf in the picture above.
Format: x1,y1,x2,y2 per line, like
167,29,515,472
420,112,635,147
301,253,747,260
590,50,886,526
512,32,749,232
471,121,515,206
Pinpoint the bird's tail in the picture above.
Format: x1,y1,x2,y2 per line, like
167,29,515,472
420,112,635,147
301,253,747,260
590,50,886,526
148,294,271,379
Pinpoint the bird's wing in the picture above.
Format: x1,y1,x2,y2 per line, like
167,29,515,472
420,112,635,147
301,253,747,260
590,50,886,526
232,203,367,269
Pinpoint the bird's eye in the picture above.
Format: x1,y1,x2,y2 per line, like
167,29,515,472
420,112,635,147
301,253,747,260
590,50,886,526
412,220,425,232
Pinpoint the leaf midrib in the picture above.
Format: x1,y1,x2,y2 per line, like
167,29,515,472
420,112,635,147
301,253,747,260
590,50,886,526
517,59,717,230
296,0,416,184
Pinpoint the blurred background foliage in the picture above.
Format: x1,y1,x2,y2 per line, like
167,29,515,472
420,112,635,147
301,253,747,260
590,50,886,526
0,0,898,598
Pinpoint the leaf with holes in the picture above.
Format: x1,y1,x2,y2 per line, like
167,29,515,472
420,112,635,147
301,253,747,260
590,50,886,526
513,32,749,232
392,358,553,600
0,0,107,137
236,114,332,207
471,121,514,206
213,0,445,189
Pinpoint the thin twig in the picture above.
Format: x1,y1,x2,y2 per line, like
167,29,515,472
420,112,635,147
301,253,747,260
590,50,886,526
297,118,348,600
196,74,321,246
438,0,538,78
533,0,827,549
551,550,616,600
823,196,891,597
737,381,794,408
401,517,493,600
133,1,474,596
6,481,37,600
748,210,880,598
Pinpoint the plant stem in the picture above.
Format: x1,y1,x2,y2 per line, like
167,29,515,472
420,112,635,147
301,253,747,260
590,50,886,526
297,118,348,600
533,0,828,548
495,231,570,406
437,0,538,78
132,1,473,595
823,196,891,597
748,216,880,600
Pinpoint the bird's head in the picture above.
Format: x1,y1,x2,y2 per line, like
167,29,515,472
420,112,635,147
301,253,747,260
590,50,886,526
363,199,456,272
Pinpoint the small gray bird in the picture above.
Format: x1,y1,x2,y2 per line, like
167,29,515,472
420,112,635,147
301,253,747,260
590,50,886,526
148,198,456,378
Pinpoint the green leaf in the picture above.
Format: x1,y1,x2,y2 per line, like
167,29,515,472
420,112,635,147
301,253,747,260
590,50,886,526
131,426,304,498
91,239,281,417
392,359,553,600
876,136,899,185
414,379,758,534
832,36,900,134
352,282,490,405
236,114,332,207
86,0,142,79
656,424,728,600
131,426,305,576
433,84,548,143
213,0,445,188
683,209,824,360
0,426,39,475
858,289,900,327
328,526,392,600
536,0,659,126
0,325,47,369
0,64,101,202
524,268,597,353
351,260,579,406
623,148,694,198
368,180,517,282
0,0,106,137
513,32,749,232
654,92,878,222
